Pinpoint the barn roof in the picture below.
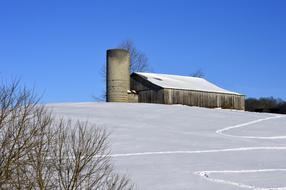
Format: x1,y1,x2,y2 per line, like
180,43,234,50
134,72,242,95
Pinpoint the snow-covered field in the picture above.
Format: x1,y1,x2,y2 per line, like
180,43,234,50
48,102,286,190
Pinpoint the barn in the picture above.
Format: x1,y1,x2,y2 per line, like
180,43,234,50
130,72,245,110
106,49,245,110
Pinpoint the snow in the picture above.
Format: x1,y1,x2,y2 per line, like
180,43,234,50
134,72,242,95
47,102,286,190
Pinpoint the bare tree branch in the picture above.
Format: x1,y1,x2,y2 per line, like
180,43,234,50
0,80,134,190
118,40,149,73
191,69,204,78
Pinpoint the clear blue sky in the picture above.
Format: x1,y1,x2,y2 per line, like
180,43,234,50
1,0,285,103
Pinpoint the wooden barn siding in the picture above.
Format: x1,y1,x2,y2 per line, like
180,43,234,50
134,88,244,110
164,89,245,110
137,89,165,104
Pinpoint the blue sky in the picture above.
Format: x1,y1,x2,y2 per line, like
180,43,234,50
0,0,285,103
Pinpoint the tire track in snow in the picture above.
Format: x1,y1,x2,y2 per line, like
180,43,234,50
216,115,286,139
110,146,286,157
194,169,286,190
110,114,286,189
196,114,286,190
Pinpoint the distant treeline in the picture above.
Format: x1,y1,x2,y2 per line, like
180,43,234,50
245,97,286,114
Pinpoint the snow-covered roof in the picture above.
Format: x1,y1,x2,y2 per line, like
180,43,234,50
134,72,242,95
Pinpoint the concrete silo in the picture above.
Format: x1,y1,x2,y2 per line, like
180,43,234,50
106,49,130,102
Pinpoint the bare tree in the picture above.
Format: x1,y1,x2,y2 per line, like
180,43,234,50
191,69,204,78
0,80,45,188
13,107,56,190
0,80,134,189
118,40,149,73
52,121,132,190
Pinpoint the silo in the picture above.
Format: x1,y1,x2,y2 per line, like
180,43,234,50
106,49,130,102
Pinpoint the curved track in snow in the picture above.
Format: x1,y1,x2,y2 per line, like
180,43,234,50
110,146,286,157
110,114,286,189
216,115,286,139
195,115,286,190
194,169,286,190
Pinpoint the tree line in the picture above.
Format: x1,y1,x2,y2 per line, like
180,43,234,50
245,97,286,114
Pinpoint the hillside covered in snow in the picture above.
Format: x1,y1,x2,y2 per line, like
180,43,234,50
47,103,286,190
